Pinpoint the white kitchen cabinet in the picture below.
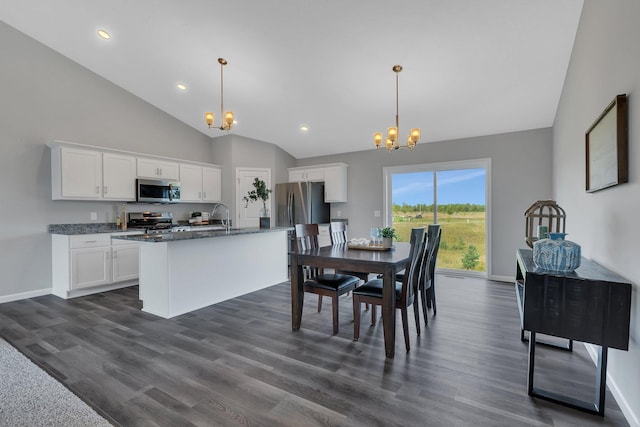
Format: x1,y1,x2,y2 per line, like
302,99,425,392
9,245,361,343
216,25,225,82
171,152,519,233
288,163,348,203
179,164,222,203
52,232,141,299
71,247,111,289
69,234,112,290
323,164,348,203
102,152,136,200
288,167,325,182
50,141,223,203
51,146,136,201
179,164,202,201
55,146,102,199
137,157,179,180
202,166,222,202
112,244,140,282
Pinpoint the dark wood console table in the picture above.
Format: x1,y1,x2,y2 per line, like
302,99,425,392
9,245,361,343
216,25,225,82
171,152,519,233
515,249,631,416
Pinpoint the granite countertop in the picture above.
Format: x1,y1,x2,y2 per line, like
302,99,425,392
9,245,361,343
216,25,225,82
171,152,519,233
112,227,290,242
48,222,235,235
48,223,141,235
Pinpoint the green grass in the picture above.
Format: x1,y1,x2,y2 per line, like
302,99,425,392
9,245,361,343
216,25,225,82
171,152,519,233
393,212,486,271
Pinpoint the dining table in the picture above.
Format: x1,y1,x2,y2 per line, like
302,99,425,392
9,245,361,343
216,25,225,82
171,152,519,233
290,242,412,358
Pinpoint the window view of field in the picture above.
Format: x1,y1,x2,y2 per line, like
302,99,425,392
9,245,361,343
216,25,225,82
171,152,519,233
391,168,486,272
392,204,486,271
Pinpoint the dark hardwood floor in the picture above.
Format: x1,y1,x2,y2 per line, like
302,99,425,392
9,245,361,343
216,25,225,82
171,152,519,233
0,275,629,426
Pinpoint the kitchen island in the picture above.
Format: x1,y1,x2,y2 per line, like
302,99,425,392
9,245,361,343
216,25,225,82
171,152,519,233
114,228,289,318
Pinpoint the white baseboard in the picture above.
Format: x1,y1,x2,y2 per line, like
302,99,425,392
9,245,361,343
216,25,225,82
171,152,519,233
0,288,52,304
584,343,639,427
489,274,512,283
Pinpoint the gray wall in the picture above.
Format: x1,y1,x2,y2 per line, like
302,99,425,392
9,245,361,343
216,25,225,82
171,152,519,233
553,0,639,423
298,128,553,279
211,134,296,221
0,21,215,299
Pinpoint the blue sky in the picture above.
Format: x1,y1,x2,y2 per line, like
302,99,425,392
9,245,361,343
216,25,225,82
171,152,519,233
392,168,486,205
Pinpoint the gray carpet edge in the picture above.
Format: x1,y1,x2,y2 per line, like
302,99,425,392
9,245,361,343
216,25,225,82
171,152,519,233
0,337,113,427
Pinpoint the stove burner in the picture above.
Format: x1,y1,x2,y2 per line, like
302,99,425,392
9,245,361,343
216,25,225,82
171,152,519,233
127,211,175,232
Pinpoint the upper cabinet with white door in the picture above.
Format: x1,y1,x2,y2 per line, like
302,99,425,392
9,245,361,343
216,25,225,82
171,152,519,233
102,152,137,199
201,166,222,202
323,163,348,203
288,163,348,203
288,166,325,182
179,163,222,203
50,145,136,201
136,157,179,180
49,141,223,203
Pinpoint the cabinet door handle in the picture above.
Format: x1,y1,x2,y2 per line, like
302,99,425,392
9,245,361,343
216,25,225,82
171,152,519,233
104,186,108,194
202,192,206,199
159,168,162,176
84,240,97,243
112,251,117,259
96,185,100,194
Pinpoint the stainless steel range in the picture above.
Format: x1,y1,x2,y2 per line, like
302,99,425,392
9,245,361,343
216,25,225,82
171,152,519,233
127,212,189,234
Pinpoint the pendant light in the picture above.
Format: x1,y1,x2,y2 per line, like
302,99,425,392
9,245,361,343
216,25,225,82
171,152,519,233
374,65,420,150
205,58,234,131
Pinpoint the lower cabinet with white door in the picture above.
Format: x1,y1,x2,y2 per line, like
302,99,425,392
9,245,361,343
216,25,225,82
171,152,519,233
52,231,141,299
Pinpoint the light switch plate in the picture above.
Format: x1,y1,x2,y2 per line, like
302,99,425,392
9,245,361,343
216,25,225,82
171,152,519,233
374,210,381,217
90,212,98,221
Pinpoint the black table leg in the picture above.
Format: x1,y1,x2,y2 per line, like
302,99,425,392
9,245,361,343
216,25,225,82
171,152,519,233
290,254,304,331
381,266,396,358
528,332,608,416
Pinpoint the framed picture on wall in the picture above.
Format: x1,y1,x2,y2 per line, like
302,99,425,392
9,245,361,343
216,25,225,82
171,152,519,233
585,94,628,193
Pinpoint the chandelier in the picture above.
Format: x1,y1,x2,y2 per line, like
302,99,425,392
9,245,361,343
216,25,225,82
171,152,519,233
205,58,234,131
374,65,420,150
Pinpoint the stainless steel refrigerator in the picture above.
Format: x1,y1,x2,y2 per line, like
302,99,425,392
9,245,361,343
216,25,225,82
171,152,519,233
275,182,330,228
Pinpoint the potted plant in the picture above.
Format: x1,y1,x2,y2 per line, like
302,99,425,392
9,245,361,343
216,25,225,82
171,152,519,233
379,227,398,248
243,178,272,228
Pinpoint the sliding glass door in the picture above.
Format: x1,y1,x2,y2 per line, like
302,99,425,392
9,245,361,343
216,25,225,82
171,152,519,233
385,159,490,275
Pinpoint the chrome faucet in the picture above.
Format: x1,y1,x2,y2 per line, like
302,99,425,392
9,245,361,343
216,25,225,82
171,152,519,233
211,203,231,231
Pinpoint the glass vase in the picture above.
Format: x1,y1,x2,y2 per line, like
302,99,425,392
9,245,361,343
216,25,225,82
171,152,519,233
259,207,270,229
533,232,581,272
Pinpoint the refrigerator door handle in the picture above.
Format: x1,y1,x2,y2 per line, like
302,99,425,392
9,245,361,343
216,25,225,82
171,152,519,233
287,191,294,226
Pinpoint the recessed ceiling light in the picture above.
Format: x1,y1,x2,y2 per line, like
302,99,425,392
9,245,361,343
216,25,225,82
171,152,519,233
97,29,111,40
176,83,187,91
299,124,309,133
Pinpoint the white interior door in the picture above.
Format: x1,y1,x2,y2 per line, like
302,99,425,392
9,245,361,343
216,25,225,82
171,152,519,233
236,168,271,228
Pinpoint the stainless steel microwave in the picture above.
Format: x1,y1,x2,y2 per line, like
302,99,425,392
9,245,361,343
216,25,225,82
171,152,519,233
136,179,181,203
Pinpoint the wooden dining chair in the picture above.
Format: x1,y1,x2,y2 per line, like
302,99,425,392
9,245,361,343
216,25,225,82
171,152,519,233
294,224,360,334
330,221,371,281
423,225,442,319
352,227,426,352
395,224,442,326
330,221,370,309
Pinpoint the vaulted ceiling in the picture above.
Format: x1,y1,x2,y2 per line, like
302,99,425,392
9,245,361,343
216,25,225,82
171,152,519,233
0,0,583,158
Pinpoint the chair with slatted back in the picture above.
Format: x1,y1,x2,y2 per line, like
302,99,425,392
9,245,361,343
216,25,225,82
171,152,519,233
423,225,442,318
294,224,360,334
329,221,370,310
352,227,426,352
330,222,371,284
396,224,441,326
